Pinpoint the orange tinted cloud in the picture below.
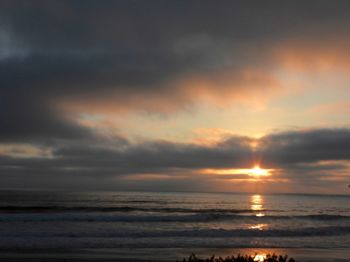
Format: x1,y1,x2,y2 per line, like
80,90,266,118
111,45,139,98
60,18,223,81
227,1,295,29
58,67,284,117
273,36,350,72
0,144,53,159
310,101,350,115
58,35,350,118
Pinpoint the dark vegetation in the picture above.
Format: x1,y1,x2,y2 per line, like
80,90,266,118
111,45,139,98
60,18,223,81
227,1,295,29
178,253,296,262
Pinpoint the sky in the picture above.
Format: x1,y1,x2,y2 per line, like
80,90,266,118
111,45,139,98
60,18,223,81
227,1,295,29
0,0,350,194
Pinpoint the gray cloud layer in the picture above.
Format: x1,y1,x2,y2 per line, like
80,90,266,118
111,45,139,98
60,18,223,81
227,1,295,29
260,129,350,165
0,129,349,191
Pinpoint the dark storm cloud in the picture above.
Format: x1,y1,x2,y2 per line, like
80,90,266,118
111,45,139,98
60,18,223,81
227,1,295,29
2,1,350,141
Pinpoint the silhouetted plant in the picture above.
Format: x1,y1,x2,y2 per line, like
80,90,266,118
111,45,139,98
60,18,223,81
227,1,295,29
177,253,296,262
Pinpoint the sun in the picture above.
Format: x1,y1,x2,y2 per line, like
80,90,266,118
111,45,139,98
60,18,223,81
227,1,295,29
248,165,270,177
198,165,273,180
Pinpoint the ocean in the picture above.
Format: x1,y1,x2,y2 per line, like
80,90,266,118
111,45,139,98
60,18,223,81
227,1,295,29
0,190,349,260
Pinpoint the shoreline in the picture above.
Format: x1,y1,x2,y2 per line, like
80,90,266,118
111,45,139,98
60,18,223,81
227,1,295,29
0,248,349,262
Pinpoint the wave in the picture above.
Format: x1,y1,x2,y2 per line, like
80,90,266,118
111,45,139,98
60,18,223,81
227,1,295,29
1,226,349,238
0,213,349,222
0,205,254,214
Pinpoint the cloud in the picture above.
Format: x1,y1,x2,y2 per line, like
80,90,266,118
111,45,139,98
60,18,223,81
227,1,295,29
2,1,350,142
259,128,350,166
310,101,350,116
0,128,349,192
0,94,92,142
1,1,350,193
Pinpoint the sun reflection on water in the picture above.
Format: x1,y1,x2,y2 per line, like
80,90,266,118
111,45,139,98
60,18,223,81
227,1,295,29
249,194,267,231
255,212,265,217
250,194,264,216
249,223,267,230
254,254,266,262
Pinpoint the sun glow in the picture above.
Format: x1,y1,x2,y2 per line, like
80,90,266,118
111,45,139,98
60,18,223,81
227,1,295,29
199,165,273,180
248,165,270,177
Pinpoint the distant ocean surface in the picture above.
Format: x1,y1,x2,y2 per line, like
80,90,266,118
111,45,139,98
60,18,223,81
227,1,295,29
0,190,349,252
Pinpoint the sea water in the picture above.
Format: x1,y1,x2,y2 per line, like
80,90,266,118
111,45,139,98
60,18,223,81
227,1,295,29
0,190,349,255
